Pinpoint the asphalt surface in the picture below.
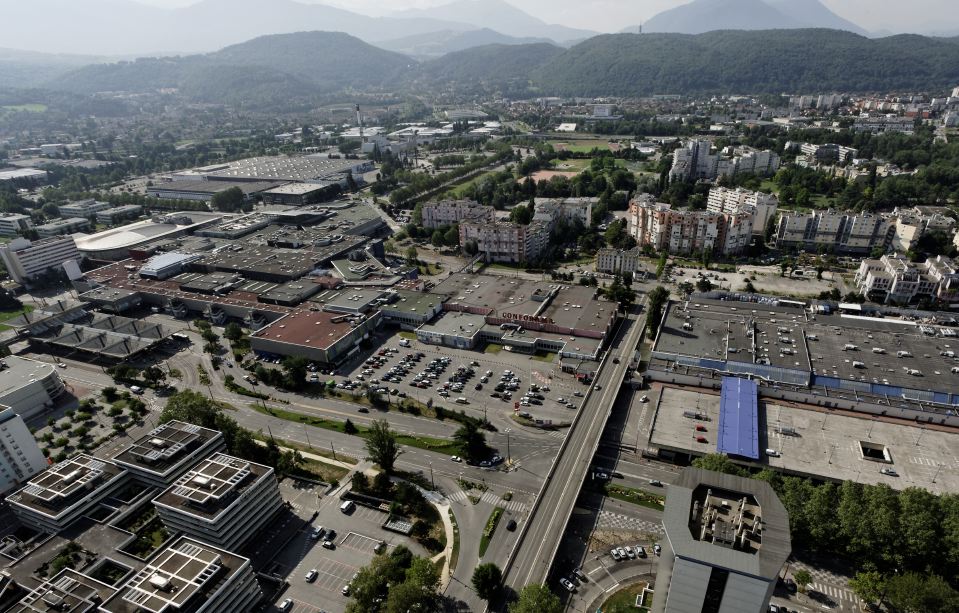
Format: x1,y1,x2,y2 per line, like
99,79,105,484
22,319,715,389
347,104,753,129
503,302,648,592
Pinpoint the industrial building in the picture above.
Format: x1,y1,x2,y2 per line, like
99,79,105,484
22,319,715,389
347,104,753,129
651,468,790,613
146,179,282,202
73,213,224,261
96,205,143,225
152,452,283,551
249,307,382,366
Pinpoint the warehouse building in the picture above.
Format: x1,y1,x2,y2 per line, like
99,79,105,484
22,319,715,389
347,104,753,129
146,179,282,202
250,307,382,365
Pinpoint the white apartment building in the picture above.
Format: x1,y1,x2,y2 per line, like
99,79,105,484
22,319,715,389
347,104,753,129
855,254,939,304
0,356,66,421
7,454,129,533
706,188,778,235
0,213,33,237
798,143,858,163
458,221,549,263
853,115,915,134
0,408,48,495
627,195,749,256
533,197,595,228
153,452,283,551
889,206,956,252
925,255,959,303
0,236,80,285
57,199,111,218
670,140,780,182
596,247,643,274
112,420,225,488
421,199,495,229
776,210,889,254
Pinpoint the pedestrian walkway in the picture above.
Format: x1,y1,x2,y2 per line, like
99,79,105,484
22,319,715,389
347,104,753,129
595,509,663,534
446,490,528,513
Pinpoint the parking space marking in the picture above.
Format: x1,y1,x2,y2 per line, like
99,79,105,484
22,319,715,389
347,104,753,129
352,506,388,522
340,531,384,554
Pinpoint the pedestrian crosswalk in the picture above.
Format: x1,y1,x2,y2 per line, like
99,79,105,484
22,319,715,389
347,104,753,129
810,582,860,605
446,490,528,513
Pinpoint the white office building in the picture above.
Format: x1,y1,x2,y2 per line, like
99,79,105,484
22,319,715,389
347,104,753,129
0,356,66,421
112,421,225,488
153,452,283,551
0,236,80,285
0,214,33,237
0,407,48,495
596,247,643,275
58,199,111,218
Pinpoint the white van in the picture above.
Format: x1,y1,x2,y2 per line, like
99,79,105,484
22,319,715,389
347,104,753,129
766,449,781,457
130,385,143,394
897,351,912,358
340,500,355,514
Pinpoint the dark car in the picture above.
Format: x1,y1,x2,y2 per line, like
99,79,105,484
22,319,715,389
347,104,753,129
475,383,482,390
506,519,517,531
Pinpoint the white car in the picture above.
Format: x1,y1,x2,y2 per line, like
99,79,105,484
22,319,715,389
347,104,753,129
610,548,622,561
640,395,649,402
560,578,576,592
450,455,462,463
278,598,293,611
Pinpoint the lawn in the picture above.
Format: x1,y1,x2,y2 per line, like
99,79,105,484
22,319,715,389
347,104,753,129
2,103,47,112
0,304,33,331
603,483,665,511
448,509,460,571
483,343,502,355
602,581,652,612
398,331,417,340
531,351,557,363
478,506,504,557
443,170,500,198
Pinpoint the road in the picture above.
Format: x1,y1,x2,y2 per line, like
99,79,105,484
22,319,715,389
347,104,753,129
503,302,648,592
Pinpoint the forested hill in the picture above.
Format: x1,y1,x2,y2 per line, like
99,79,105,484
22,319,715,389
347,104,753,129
528,30,959,95
419,42,562,84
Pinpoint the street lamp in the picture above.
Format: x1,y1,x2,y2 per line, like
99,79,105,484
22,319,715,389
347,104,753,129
504,428,511,463
429,461,435,490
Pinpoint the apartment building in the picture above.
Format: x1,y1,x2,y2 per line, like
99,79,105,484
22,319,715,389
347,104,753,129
0,356,67,421
797,142,859,164
706,188,778,235
421,199,494,229
627,196,750,256
889,206,956,252
0,408,48,495
533,197,595,228
112,421,225,488
853,115,915,134
152,452,283,551
58,199,111,218
99,536,262,613
596,247,643,274
925,255,959,303
7,454,128,533
458,221,550,263
775,210,889,254
0,236,81,285
35,217,90,238
855,254,939,304
670,140,780,182
0,213,33,237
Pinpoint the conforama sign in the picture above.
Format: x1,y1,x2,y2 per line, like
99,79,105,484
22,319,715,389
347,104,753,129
501,312,555,325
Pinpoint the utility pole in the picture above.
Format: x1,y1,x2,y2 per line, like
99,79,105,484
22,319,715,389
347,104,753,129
304,424,312,449
330,441,337,461
505,428,511,463
429,461,435,490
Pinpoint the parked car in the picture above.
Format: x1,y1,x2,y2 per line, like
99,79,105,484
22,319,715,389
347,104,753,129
322,540,335,550
305,569,318,582
560,578,576,592
610,548,622,561
450,455,462,463
279,598,293,611
572,568,588,582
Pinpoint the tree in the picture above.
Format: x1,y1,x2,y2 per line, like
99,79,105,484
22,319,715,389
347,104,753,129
464,240,479,256
472,562,503,601
645,285,670,339
405,557,439,593
850,571,886,606
885,572,959,613
677,281,694,298
142,366,166,388
210,186,245,212
405,246,419,265
223,322,243,343
453,420,489,463
344,419,358,435
282,356,310,391
364,420,401,473
793,569,812,594
509,204,532,225
509,584,563,613
691,454,747,476
695,277,713,293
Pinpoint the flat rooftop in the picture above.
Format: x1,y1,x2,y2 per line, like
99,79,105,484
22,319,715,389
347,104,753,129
149,179,283,195
11,569,118,613
198,155,360,182
383,290,445,316
113,421,222,477
650,386,959,495
74,213,223,254
312,287,387,313
101,537,250,613
0,357,57,397
195,244,323,279
7,455,125,518
250,308,368,350
153,453,271,521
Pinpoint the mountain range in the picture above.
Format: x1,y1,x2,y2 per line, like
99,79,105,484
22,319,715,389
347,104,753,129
31,29,959,105
633,0,867,35
377,28,555,60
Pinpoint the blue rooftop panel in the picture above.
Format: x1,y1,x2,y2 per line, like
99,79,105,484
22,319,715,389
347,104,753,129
717,376,759,460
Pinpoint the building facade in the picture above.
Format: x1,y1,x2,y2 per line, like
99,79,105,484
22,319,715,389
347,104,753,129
627,196,751,256
775,210,890,254
112,421,225,488
596,247,643,274
58,199,111,218
458,221,550,263
0,408,48,495
153,452,283,551
855,254,944,304
0,214,33,237
0,356,66,421
670,140,780,182
35,217,91,238
706,187,778,235
0,236,81,285
421,199,495,229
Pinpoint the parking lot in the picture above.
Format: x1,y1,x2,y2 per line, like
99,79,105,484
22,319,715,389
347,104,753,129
272,487,428,613
338,330,592,428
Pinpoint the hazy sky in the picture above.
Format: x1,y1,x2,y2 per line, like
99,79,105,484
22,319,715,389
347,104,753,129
132,0,956,34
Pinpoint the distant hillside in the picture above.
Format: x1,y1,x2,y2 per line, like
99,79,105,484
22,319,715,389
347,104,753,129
642,0,800,34
420,42,563,86
531,30,959,96
0,47,114,89
378,28,552,59
47,31,415,102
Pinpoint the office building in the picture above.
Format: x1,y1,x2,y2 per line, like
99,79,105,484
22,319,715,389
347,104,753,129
9,569,118,613
0,407,48,495
0,214,33,237
96,205,143,225
112,421,225,488
421,199,495,229
651,468,790,613
100,536,262,613
0,236,81,286
855,254,940,304
889,206,956,252
7,454,128,533
35,217,90,238
152,452,282,551
0,356,66,421
596,247,643,274
58,199,111,218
